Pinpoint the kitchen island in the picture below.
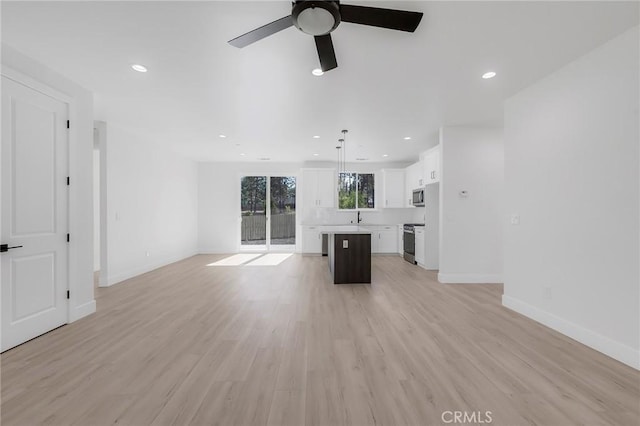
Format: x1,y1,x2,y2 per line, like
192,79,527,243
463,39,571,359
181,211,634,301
323,227,372,284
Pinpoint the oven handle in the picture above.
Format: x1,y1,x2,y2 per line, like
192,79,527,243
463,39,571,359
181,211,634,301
404,229,414,234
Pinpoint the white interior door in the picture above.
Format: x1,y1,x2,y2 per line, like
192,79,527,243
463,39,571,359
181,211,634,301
1,76,69,352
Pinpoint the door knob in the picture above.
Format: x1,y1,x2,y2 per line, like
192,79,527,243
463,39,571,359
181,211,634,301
0,244,23,253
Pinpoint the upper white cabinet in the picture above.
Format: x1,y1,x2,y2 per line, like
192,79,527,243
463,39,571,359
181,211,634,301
423,145,440,185
404,162,424,207
381,169,405,208
302,168,335,210
406,162,424,189
316,169,336,208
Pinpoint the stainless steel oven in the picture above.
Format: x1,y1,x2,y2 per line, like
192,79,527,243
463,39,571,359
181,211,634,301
403,224,421,264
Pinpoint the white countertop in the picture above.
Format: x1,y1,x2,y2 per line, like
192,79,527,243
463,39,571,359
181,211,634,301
302,223,401,227
319,226,372,234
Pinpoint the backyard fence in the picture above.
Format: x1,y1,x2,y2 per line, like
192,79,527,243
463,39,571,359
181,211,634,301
241,213,296,242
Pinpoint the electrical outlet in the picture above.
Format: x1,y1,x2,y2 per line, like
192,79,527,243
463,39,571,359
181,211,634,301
342,240,349,249
510,214,520,225
145,251,150,257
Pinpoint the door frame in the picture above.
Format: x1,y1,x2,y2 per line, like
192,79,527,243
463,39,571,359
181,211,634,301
94,121,109,287
237,171,299,253
1,66,75,324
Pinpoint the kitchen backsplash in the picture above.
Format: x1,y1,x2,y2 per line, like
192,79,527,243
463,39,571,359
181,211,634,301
302,206,425,225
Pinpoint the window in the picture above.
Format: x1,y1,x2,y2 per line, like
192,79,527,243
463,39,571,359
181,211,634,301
338,172,375,210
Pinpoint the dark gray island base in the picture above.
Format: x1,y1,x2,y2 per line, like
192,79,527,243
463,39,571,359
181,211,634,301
326,232,372,284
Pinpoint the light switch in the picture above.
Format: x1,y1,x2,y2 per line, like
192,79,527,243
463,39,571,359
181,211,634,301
510,214,520,225
342,240,349,249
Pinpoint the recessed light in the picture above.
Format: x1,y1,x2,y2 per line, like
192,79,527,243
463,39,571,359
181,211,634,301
311,68,324,76
482,71,496,79
240,153,245,156
382,154,388,157
313,135,320,139
131,64,148,73
313,153,319,156
403,136,412,141
219,134,226,138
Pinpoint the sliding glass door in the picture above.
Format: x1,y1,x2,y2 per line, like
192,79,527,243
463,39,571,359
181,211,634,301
240,175,296,251
269,176,296,249
240,176,267,249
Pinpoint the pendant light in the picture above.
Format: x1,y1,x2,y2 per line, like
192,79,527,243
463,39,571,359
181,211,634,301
339,129,348,175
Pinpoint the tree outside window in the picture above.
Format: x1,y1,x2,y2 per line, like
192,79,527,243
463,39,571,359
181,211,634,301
338,172,375,210
241,176,266,215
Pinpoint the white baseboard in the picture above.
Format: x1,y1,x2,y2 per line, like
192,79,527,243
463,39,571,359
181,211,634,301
69,299,96,322
438,273,503,283
105,250,198,287
502,295,640,370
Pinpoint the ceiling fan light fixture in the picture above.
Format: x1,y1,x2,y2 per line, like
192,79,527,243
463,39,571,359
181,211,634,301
482,71,497,79
293,1,340,36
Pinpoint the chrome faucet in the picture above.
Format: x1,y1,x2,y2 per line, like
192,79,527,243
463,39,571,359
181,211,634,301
357,211,363,224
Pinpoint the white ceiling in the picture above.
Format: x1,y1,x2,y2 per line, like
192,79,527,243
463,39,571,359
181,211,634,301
2,1,638,163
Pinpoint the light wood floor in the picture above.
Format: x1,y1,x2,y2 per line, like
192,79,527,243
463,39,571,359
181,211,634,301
1,254,638,425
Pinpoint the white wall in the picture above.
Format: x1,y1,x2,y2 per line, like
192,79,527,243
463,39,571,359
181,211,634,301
438,126,505,283
93,148,100,272
503,26,639,369
1,44,96,321
104,124,198,285
424,183,439,269
198,161,422,253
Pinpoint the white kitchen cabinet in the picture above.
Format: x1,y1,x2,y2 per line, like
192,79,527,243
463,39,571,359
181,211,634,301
316,169,336,207
381,169,405,208
397,225,404,255
415,226,425,265
378,226,398,253
366,226,398,254
404,161,424,207
302,168,335,211
301,226,322,254
424,145,440,185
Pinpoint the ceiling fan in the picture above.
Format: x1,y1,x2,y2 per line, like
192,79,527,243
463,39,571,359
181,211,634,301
228,1,423,73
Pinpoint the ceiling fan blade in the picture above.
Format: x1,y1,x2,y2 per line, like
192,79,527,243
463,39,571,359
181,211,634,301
340,4,423,33
315,34,338,72
228,15,293,48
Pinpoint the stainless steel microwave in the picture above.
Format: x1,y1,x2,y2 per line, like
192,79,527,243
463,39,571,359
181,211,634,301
412,188,425,206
